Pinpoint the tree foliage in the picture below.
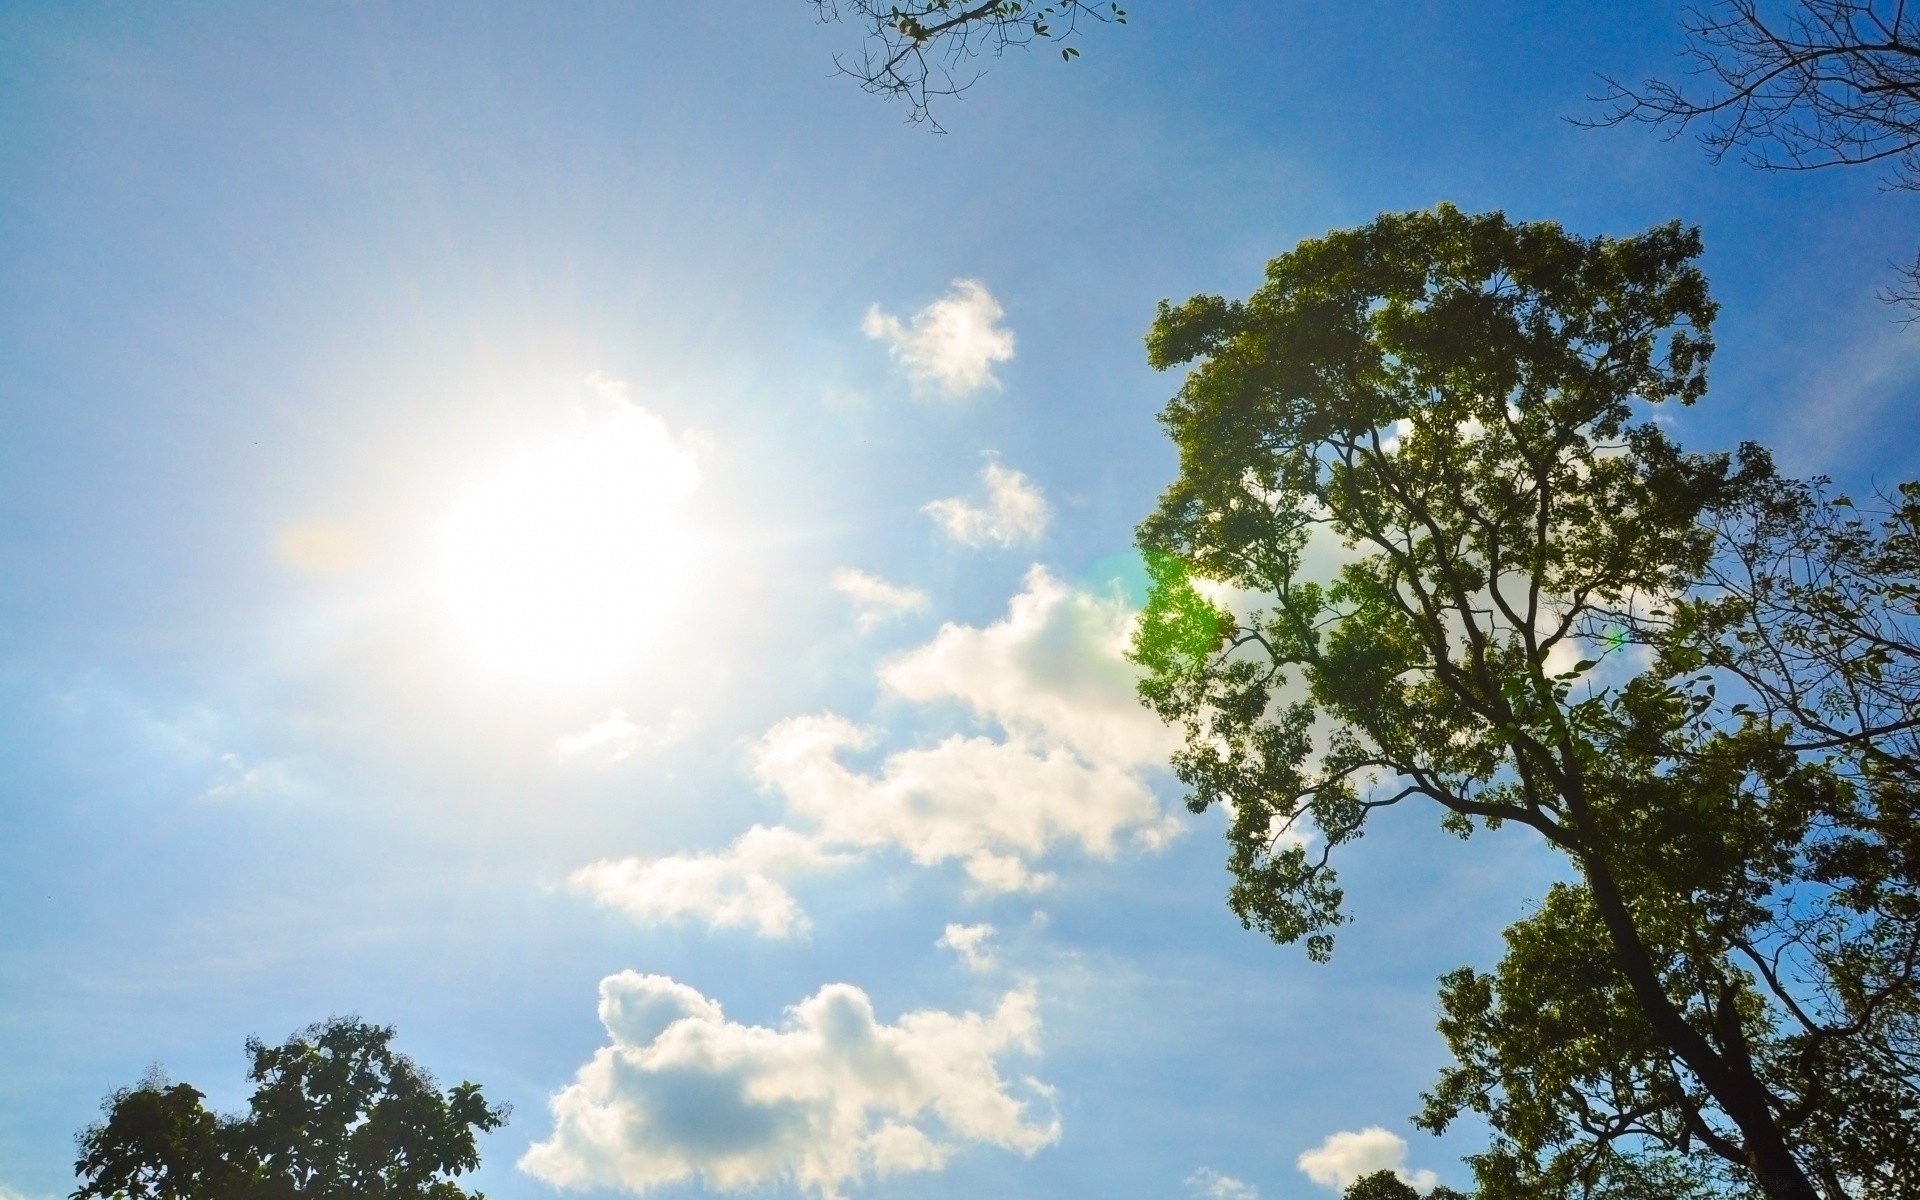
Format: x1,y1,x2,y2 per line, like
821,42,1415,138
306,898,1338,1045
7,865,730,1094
1132,205,1920,1200
810,0,1126,128
1341,1168,1470,1200
74,1017,508,1200
1596,1,1920,304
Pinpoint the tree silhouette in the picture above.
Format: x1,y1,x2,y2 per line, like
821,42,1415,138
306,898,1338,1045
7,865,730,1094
811,0,1126,129
75,1017,508,1200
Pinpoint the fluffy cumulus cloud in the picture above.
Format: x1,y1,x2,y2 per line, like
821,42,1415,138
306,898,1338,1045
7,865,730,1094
863,278,1014,397
831,568,931,632
1189,1167,1260,1200
881,566,1179,770
938,922,997,972
750,567,1181,895
751,714,1165,893
583,568,1180,932
520,972,1058,1198
923,460,1049,548
570,826,853,939
1297,1128,1437,1193
555,708,695,764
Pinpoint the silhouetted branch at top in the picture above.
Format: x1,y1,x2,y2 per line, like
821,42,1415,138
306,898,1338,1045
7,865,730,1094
1591,1,1920,308
811,1,1127,130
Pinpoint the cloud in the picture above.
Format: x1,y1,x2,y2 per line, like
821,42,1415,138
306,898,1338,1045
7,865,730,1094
520,973,1059,1198
863,279,1015,397
939,923,998,972
203,751,303,802
924,460,1049,548
881,566,1179,770
832,569,931,632
571,826,855,939
754,716,1158,892
582,569,1180,935
1189,1168,1260,1200
747,568,1181,897
556,709,695,764
1297,1128,1437,1193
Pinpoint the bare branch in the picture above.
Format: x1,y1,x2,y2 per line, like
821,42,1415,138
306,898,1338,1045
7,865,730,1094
811,0,1127,129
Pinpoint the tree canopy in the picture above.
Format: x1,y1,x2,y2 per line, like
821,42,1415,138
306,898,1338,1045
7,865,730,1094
1132,205,1920,1200
1342,1169,1469,1200
74,1017,508,1200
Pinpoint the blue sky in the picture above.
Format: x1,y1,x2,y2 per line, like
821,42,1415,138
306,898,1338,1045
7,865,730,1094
3,3,1918,1199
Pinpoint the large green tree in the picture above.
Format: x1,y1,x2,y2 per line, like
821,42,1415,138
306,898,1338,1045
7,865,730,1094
74,1017,508,1200
1131,205,1919,1200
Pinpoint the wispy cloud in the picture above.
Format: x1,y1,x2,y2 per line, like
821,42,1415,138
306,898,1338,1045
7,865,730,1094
832,568,931,632
939,922,998,971
203,751,303,802
570,826,853,939
863,279,1015,398
555,708,694,764
1189,1167,1260,1200
924,460,1049,548
520,973,1058,1198
1297,1128,1437,1193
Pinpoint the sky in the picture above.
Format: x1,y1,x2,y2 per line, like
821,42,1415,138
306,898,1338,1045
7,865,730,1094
2,3,1918,1199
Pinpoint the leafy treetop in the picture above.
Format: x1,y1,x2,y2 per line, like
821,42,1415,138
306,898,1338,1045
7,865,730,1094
74,1016,508,1200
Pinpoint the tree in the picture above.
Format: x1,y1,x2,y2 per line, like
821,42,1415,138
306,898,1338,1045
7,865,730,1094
810,0,1127,129
1341,1168,1470,1200
74,1017,508,1200
1131,205,1919,1200
1596,1,1920,304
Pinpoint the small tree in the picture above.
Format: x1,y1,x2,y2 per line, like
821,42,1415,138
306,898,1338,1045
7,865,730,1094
74,1017,508,1200
1341,1169,1470,1200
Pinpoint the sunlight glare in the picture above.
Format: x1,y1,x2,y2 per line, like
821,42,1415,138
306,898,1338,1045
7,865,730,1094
438,403,700,682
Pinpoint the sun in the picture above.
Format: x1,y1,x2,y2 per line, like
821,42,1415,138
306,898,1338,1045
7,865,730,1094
437,403,700,682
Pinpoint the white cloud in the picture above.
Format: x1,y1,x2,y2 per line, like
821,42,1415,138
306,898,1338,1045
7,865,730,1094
862,279,1015,398
924,460,1049,548
570,826,854,939
746,568,1181,898
1297,1128,1437,1193
939,922,998,972
520,972,1058,1199
203,750,303,801
1189,1167,1260,1200
881,566,1179,770
752,715,1160,892
832,569,931,632
556,708,695,764
582,569,1180,935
